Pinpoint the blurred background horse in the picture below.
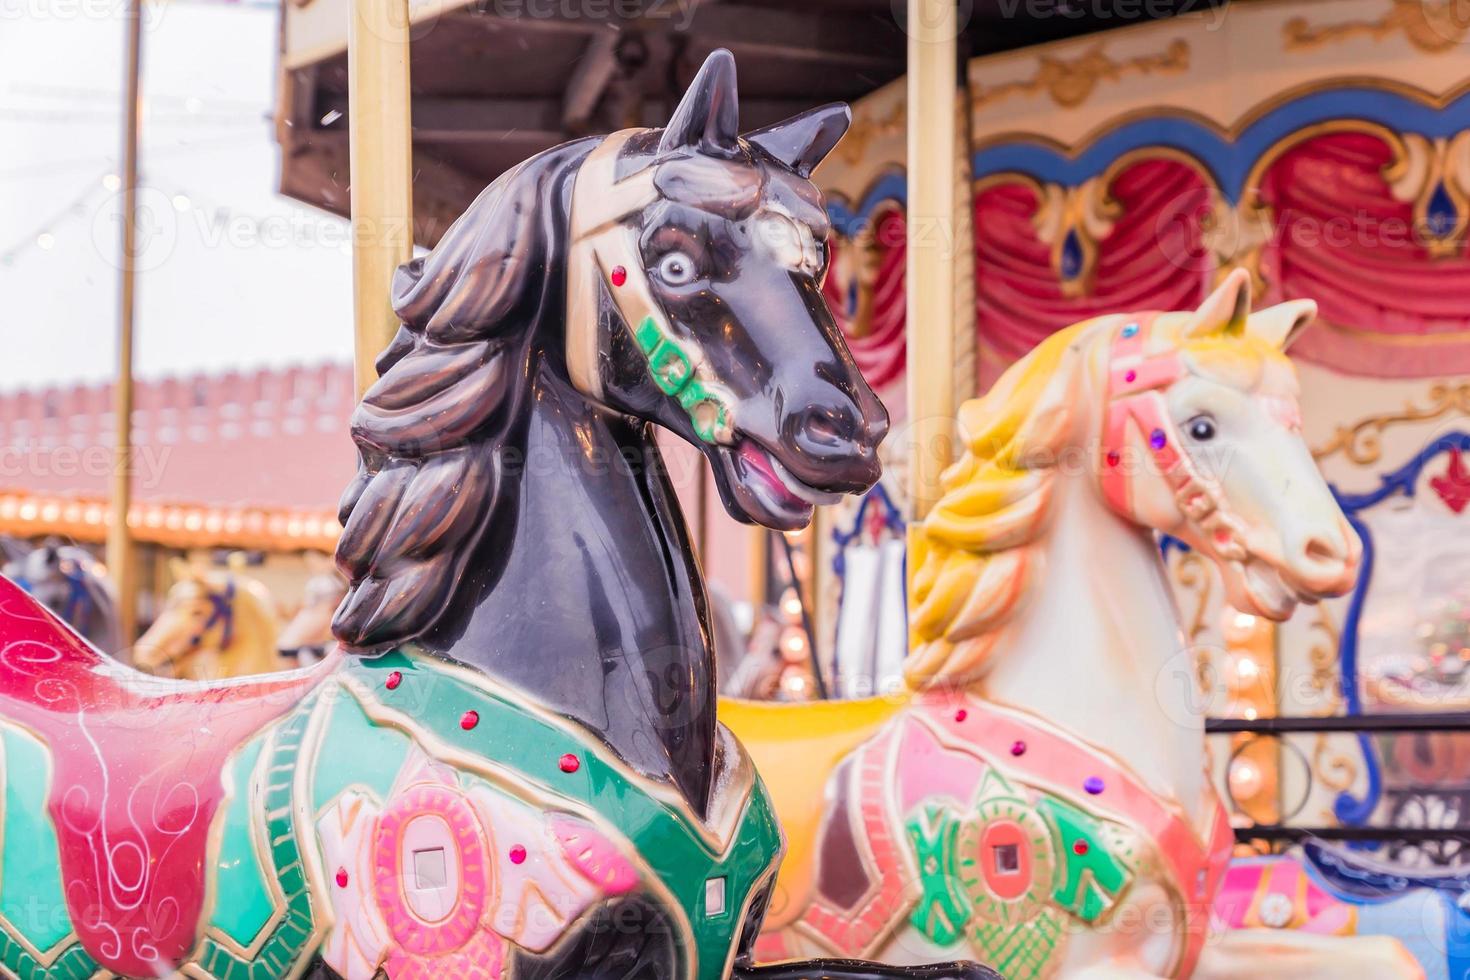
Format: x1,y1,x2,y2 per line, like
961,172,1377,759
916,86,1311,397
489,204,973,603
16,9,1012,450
2,538,121,655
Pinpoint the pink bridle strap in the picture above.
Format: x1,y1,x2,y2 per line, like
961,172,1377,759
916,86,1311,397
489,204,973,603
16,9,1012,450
1100,313,1182,516
1098,316,1249,564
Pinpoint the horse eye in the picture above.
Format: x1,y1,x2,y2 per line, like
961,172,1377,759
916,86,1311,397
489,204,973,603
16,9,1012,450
1187,415,1217,441
655,251,697,286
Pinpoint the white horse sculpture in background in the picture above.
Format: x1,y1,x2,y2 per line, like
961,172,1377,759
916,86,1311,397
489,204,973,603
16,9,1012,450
725,270,1424,978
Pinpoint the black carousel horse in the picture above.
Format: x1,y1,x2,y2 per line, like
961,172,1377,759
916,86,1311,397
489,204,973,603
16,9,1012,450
0,51,994,980
329,49,990,979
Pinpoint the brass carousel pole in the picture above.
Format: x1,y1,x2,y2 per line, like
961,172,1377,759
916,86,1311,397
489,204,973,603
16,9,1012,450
107,0,144,648
349,0,415,396
905,0,960,523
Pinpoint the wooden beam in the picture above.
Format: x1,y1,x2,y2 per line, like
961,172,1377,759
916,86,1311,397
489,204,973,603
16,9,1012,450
905,0,958,521
348,0,416,396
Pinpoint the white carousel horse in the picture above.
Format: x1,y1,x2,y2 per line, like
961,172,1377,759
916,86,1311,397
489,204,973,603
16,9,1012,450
723,270,1423,978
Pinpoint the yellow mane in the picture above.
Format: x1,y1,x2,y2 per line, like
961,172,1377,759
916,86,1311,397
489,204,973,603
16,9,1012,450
906,319,1101,689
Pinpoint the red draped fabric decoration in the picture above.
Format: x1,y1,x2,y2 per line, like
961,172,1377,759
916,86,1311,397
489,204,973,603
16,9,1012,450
822,208,907,396
1259,131,1470,378
974,159,1213,387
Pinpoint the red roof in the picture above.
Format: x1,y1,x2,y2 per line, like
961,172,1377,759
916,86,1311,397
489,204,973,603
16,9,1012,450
0,363,357,549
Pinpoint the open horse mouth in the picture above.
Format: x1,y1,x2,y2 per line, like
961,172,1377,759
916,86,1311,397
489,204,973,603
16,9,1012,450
718,437,844,529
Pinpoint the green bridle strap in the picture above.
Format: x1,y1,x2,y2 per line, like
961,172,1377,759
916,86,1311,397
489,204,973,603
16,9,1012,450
634,315,731,444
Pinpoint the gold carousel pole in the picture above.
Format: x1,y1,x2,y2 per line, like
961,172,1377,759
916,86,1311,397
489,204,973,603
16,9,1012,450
107,0,144,648
905,0,960,522
348,0,415,396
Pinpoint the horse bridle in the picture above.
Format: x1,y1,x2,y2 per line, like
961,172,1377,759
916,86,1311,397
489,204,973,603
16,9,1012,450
15,561,93,624
173,578,236,663
565,131,737,445
1098,315,1248,564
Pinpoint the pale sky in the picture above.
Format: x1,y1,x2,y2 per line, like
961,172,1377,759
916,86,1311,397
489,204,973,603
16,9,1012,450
0,0,356,392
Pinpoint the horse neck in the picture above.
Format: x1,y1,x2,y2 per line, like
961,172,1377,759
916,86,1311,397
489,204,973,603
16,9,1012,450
979,464,1208,823
421,363,718,816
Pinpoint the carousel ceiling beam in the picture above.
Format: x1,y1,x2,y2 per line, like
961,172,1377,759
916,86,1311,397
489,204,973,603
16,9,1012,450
445,8,604,36
352,94,820,141
410,96,563,143
562,31,622,133
279,130,482,245
687,6,903,70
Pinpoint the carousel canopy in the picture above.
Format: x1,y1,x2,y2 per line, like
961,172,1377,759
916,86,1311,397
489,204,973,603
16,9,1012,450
276,0,1218,243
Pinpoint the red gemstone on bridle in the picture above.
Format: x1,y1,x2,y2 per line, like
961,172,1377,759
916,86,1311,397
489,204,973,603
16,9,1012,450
955,708,968,723
385,670,402,690
335,867,349,888
610,266,627,287
559,753,581,773
509,845,527,865
1073,840,1090,856
460,710,479,730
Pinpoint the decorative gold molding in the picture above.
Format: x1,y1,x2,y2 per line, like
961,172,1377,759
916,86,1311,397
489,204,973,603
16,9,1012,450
1030,178,1119,297
971,39,1189,113
1312,382,1470,463
1172,551,1214,644
836,102,905,168
1384,131,1470,258
1284,0,1470,55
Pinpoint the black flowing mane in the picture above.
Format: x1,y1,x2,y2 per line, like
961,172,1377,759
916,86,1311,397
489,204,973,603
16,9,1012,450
333,141,594,650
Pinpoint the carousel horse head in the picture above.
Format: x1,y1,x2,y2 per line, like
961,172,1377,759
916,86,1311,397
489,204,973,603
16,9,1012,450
5,539,121,654
134,559,282,679
276,569,346,665
909,268,1360,687
559,47,889,528
334,48,887,650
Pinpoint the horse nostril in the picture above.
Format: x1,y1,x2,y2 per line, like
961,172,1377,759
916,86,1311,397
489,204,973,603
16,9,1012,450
801,407,855,448
1304,536,1340,564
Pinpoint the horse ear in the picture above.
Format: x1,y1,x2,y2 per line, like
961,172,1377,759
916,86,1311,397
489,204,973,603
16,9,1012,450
659,49,740,159
1249,299,1316,351
1184,267,1252,338
745,104,851,178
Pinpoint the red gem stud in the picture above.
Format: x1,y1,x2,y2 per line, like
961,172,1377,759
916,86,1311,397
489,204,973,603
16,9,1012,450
385,670,402,690
335,867,349,888
509,845,527,865
1106,451,1120,467
460,710,479,731
1073,840,1090,856
1010,740,1027,757
610,266,627,287
559,753,581,773
1125,369,1137,384
954,708,968,723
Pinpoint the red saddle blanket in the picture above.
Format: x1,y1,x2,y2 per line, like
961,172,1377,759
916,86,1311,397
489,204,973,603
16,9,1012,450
0,576,334,975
